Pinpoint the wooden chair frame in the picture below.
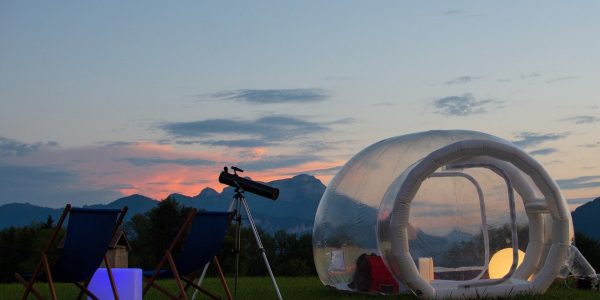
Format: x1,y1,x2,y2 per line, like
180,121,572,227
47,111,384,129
143,209,233,300
15,204,128,300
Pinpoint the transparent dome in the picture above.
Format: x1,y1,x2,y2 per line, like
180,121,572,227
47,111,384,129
312,130,542,294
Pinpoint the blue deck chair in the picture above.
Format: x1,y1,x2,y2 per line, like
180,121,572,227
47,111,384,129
15,204,128,300
142,209,232,300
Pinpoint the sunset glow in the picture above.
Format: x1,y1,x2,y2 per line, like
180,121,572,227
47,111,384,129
1,2,599,208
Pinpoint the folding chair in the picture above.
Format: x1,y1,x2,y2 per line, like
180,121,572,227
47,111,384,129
15,204,128,300
143,210,233,300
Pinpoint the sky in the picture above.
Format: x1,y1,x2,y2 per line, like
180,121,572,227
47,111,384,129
1,1,599,208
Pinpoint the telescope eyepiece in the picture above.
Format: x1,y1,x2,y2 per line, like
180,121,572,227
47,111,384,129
231,166,244,175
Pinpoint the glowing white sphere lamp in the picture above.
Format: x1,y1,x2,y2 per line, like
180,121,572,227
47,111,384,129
488,248,525,279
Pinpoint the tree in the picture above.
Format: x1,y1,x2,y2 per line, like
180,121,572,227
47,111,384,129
43,214,54,229
126,196,194,269
0,222,63,282
574,232,600,273
272,231,314,276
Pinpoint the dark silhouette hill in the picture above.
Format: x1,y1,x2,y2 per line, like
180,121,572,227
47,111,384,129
0,203,63,228
572,196,600,242
0,194,159,229
86,194,158,217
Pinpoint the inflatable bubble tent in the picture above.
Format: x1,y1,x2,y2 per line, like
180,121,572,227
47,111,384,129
312,130,590,298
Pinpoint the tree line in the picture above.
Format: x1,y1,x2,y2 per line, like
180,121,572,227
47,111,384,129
2,196,600,283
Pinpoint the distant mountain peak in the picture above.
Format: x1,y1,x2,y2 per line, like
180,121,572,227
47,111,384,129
572,196,600,242
166,193,189,200
573,196,600,213
5,201,70,211
270,174,325,188
196,187,219,199
291,173,322,182
292,173,314,179
107,194,155,205
1,202,36,208
129,193,150,198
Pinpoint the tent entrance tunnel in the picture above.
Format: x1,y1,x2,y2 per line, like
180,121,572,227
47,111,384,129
312,130,596,299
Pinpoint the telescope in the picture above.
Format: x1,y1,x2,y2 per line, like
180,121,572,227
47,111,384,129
214,166,283,299
219,166,279,201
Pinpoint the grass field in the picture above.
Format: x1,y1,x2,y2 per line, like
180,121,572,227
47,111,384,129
2,276,598,299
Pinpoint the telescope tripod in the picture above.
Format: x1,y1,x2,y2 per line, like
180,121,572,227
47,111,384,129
191,188,283,300
230,188,283,300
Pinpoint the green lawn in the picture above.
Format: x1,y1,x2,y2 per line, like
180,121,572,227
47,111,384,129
2,277,598,299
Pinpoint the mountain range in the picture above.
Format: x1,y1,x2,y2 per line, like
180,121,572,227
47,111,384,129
0,174,325,233
1,175,599,241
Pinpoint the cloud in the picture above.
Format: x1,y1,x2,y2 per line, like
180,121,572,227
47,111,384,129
209,88,330,104
323,117,355,125
237,154,322,171
0,136,58,157
497,72,540,83
324,76,352,81
296,139,354,152
297,140,334,152
174,139,275,148
372,102,394,107
521,72,541,79
119,157,216,167
541,160,563,165
443,10,464,16
512,132,569,149
148,179,211,186
0,135,338,205
567,197,595,206
99,141,136,148
0,164,122,207
441,9,484,18
0,138,336,204
546,76,578,84
0,141,231,202
286,165,342,176
445,76,481,85
529,148,558,156
160,115,330,142
556,175,600,190
432,94,503,116
201,139,275,148
560,115,600,124
579,141,600,148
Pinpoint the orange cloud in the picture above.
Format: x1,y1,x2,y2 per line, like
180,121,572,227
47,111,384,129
7,141,340,203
